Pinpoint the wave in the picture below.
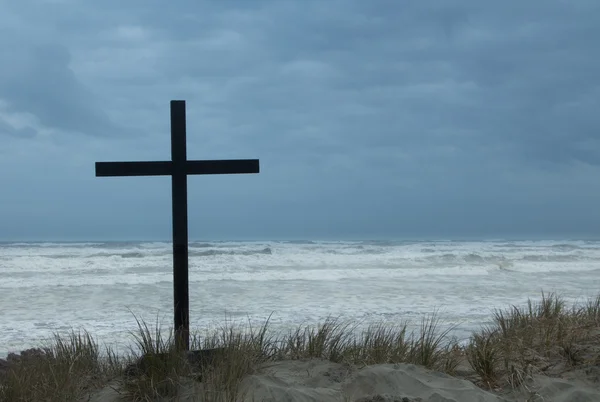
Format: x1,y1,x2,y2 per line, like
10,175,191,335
84,252,146,259
0,242,106,248
358,240,395,246
8,247,598,264
550,244,585,251
5,241,600,281
189,242,216,248
189,247,273,257
521,254,583,262
464,253,485,262
121,252,145,258
93,247,274,258
323,246,388,255
431,254,496,265
420,252,592,264
281,240,317,245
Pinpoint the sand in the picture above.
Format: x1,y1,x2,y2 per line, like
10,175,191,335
86,359,600,402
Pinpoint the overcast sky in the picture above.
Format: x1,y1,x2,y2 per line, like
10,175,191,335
1,0,599,241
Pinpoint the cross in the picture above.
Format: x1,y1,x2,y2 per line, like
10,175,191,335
95,100,259,350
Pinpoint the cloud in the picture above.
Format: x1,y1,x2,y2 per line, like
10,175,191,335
0,112,37,139
0,42,123,137
1,0,600,239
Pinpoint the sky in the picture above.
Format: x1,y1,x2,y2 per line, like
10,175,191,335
1,0,600,241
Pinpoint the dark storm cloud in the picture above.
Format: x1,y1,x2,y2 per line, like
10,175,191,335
0,0,599,240
140,0,600,169
0,42,124,137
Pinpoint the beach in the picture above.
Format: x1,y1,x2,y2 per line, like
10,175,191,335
2,240,600,401
4,307,600,402
86,359,600,402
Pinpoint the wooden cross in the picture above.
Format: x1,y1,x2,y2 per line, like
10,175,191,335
95,100,259,350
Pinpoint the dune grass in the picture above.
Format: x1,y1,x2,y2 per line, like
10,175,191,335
0,330,122,402
465,291,600,390
1,292,599,401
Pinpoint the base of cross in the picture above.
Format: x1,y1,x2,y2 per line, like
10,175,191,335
175,326,190,351
124,347,226,380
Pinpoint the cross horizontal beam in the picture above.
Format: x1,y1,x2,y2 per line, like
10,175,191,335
95,159,259,177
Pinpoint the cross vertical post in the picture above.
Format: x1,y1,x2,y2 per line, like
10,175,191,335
170,101,190,350
95,100,260,351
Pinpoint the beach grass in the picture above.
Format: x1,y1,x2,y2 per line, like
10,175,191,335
0,330,122,402
466,291,600,390
1,291,599,401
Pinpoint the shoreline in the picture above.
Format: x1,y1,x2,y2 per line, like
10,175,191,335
2,291,600,401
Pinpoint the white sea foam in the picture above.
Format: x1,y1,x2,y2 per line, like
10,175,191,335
1,240,599,357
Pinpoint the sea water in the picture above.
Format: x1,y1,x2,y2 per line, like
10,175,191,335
1,239,599,357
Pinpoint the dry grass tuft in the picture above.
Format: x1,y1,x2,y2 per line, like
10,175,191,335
407,309,458,370
0,329,121,402
466,327,502,387
464,291,600,391
118,312,188,400
278,310,460,373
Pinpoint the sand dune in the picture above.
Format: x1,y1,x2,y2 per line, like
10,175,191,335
88,359,600,402
237,360,506,402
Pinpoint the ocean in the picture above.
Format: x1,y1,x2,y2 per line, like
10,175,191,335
1,239,599,358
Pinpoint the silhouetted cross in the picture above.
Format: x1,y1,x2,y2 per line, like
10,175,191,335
95,100,259,350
